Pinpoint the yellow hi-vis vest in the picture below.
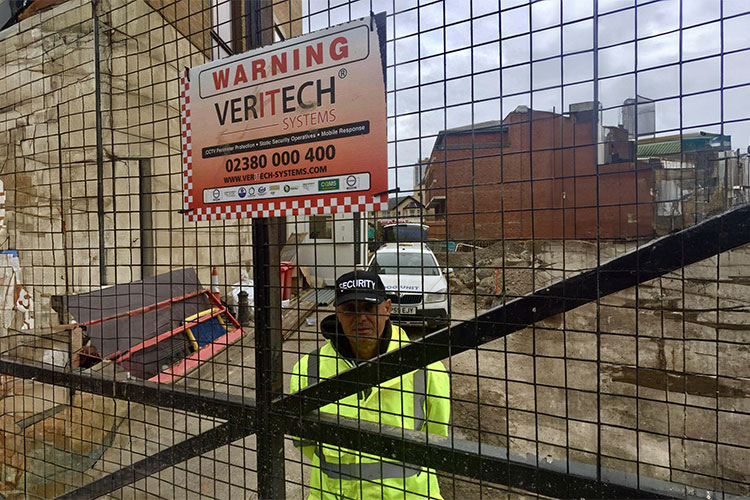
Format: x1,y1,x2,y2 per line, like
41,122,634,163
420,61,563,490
290,323,450,500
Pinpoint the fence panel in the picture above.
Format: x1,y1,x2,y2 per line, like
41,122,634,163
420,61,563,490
0,0,748,498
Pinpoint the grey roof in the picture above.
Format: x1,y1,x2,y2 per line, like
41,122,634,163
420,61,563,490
387,195,422,211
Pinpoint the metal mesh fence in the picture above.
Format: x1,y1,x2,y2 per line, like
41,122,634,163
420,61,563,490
0,0,748,498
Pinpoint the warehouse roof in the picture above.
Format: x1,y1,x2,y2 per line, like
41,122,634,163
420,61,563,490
637,132,731,158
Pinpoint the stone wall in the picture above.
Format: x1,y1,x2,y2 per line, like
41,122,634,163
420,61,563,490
0,0,254,330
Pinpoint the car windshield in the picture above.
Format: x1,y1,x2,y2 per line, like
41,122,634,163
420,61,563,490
369,251,440,276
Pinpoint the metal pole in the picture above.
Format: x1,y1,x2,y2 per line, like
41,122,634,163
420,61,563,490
252,220,286,499
245,1,286,498
138,159,154,278
92,0,107,286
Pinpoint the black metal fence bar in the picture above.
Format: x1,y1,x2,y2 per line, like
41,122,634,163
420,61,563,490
275,203,750,416
47,375,682,500
13,356,677,500
280,411,685,500
0,358,255,424
56,421,248,500
0,203,746,498
252,218,288,499
10,194,737,425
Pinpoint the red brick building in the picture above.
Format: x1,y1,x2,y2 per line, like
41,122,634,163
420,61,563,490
423,104,655,241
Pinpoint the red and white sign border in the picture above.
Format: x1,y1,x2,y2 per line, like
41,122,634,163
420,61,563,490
180,71,388,222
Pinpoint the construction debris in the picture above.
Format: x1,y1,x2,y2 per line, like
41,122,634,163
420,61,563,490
62,268,246,382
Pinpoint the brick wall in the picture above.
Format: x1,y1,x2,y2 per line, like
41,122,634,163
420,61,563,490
424,110,656,242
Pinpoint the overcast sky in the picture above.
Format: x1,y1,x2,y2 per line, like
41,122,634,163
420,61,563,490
300,0,750,195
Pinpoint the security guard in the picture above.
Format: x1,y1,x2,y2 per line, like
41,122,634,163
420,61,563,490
291,270,450,499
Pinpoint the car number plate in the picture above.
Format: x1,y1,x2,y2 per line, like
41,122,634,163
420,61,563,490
393,306,416,315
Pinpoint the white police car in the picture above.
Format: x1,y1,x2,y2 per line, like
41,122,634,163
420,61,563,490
367,242,450,329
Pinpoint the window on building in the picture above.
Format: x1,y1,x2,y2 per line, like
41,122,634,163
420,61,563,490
310,215,333,239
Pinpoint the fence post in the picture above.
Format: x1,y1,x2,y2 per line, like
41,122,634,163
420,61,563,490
252,219,286,499
92,0,107,286
246,1,285,498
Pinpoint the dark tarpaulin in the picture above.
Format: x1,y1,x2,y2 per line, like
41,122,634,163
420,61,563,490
65,268,210,360
119,336,192,380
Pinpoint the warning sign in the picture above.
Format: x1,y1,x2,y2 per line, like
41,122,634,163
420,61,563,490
180,14,388,221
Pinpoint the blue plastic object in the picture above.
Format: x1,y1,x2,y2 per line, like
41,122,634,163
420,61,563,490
190,316,227,348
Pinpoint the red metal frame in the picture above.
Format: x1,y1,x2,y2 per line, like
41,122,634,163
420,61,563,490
83,290,246,383
82,289,205,327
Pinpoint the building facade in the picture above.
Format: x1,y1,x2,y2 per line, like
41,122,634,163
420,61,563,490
423,104,655,242
0,0,300,329
638,133,734,234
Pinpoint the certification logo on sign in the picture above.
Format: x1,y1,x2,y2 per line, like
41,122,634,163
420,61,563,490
180,14,388,221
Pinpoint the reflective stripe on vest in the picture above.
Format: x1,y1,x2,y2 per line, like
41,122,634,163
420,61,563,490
307,346,321,385
316,445,421,480
412,369,426,431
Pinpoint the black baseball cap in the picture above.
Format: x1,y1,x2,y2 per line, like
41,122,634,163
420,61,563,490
334,270,387,306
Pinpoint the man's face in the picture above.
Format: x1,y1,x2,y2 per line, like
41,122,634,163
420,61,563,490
336,299,392,353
